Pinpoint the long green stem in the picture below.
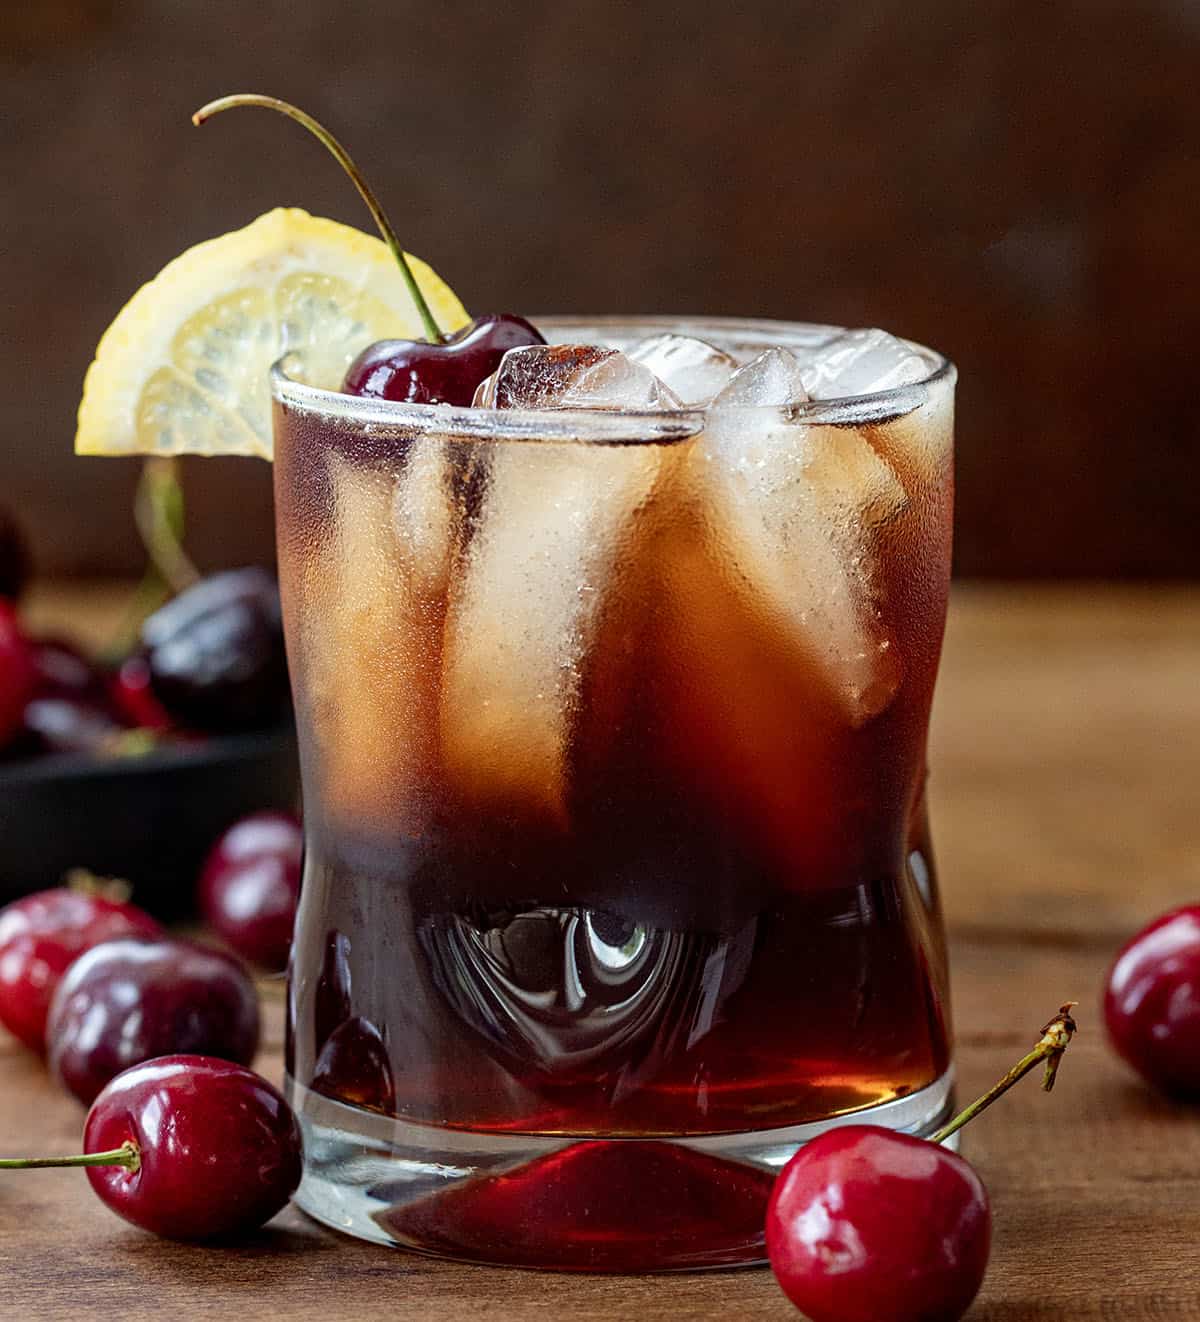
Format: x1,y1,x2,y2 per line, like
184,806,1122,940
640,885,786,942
192,93,443,343
930,1002,1078,1146
0,1141,140,1173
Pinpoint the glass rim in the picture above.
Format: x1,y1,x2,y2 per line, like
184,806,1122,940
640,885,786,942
270,314,956,445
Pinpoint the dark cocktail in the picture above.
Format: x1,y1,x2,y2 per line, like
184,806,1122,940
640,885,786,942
273,316,955,1269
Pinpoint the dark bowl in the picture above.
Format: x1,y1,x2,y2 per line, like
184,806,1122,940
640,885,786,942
0,730,299,920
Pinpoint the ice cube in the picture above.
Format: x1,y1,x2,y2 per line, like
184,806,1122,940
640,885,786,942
628,333,736,406
695,408,907,725
711,347,810,408
444,351,671,821
801,328,929,399
474,344,680,410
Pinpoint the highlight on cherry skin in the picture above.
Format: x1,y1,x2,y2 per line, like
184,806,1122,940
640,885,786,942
192,94,546,409
0,1056,302,1241
767,1003,1077,1322
0,886,162,1054
1105,905,1200,1098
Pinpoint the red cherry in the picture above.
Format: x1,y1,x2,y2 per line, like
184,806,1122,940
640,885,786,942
766,1126,991,1322
199,811,303,969
192,97,543,412
0,889,162,1054
139,568,288,733
46,936,260,1104
82,1055,302,1239
1105,905,1200,1097
342,314,545,407
0,602,35,747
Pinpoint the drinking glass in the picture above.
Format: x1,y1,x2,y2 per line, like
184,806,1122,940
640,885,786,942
272,316,956,1270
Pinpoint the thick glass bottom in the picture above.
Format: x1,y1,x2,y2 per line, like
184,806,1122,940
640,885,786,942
286,1068,956,1272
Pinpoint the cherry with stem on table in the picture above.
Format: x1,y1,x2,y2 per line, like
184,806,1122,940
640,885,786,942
192,93,544,406
0,1056,302,1240
767,1002,1078,1322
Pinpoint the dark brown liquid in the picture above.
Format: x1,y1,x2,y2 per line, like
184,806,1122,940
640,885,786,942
276,390,953,1139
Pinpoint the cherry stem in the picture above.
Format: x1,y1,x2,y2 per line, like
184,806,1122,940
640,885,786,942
929,1002,1078,1146
0,1140,140,1173
135,458,199,597
192,93,444,344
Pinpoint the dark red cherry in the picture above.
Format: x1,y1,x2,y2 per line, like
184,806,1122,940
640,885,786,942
82,1055,302,1239
342,314,545,407
199,811,303,969
139,567,288,732
193,99,542,411
0,889,162,1054
0,508,29,601
46,936,260,1104
1105,905,1200,1097
767,1126,991,1322
0,602,35,748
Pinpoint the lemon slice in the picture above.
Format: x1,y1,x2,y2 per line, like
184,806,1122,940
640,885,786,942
75,207,470,459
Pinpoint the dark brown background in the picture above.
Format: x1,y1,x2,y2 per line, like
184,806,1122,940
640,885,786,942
2,0,1197,578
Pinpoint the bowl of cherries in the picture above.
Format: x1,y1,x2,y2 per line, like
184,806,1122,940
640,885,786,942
0,506,298,917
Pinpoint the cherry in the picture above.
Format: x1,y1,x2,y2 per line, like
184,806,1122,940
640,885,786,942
139,567,288,732
0,601,35,748
342,314,545,407
46,936,260,1104
192,94,545,409
767,1126,990,1322
767,1004,1077,1322
1105,905,1200,1097
0,1056,302,1240
0,507,29,601
199,811,303,969
0,887,162,1054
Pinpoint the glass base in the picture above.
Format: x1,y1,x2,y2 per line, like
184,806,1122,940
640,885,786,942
286,1069,956,1272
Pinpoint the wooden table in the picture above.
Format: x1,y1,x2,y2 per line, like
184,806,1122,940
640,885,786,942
3,583,1199,1320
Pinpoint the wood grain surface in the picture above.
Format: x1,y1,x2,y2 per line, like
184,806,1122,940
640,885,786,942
2,582,1199,1320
